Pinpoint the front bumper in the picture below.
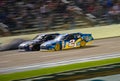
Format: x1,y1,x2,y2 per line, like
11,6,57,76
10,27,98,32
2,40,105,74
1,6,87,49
18,45,30,51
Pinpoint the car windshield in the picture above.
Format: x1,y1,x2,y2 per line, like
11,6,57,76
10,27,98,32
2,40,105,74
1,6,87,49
33,35,44,40
54,35,65,41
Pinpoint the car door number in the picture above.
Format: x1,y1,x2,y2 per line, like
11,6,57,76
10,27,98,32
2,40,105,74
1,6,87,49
69,39,75,47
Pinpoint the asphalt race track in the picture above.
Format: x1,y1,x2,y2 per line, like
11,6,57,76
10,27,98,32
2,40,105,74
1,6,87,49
0,37,120,73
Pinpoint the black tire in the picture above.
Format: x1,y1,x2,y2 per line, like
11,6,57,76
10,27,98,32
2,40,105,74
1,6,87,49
31,44,40,51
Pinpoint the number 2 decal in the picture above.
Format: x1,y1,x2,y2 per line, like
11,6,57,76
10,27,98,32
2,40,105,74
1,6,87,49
69,39,75,47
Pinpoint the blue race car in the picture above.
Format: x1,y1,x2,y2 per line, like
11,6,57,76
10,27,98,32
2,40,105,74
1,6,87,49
18,33,60,51
40,32,94,51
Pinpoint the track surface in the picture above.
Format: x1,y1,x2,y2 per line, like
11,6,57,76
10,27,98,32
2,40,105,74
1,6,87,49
0,37,120,71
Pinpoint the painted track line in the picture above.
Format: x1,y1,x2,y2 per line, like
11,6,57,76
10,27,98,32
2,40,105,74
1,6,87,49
0,52,120,74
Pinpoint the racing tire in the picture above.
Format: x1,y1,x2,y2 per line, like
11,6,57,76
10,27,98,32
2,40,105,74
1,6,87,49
54,43,61,51
31,45,40,51
80,40,86,47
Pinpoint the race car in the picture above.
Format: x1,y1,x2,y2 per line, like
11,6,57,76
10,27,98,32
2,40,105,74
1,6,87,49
18,33,60,51
40,32,94,51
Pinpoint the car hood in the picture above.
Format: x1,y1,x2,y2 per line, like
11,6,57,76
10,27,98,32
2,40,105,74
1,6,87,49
19,40,40,46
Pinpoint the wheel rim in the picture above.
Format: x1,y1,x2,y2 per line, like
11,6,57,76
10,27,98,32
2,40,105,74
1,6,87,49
80,40,86,47
55,44,60,51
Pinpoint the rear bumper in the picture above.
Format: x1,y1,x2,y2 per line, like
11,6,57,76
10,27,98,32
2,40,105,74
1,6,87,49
86,41,93,45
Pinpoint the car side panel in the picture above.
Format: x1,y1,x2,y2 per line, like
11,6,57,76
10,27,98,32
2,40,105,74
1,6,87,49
62,38,82,49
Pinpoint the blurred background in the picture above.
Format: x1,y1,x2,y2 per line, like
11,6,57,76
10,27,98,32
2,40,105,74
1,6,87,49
0,0,120,36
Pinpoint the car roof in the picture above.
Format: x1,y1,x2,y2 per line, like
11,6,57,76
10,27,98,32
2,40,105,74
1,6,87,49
62,32,82,36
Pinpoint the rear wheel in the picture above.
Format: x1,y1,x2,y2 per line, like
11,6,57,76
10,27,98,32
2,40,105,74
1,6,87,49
80,40,86,47
54,43,61,51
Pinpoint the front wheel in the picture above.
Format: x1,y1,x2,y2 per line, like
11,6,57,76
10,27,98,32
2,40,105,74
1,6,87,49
31,45,40,51
54,43,61,51
80,40,86,47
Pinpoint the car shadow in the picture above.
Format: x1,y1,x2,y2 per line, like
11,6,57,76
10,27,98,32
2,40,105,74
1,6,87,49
18,45,98,52
61,45,98,51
